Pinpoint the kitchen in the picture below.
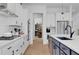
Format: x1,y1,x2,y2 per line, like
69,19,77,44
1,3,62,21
0,3,79,55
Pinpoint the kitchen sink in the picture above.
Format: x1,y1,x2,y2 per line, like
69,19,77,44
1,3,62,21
57,37,72,40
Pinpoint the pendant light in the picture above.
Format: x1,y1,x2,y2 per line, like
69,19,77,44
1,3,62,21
61,3,64,15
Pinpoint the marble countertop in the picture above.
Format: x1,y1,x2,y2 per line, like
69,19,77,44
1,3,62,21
0,34,25,49
49,34,79,54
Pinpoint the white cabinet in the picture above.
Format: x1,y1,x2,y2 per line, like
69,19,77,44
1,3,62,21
7,3,22,15
21,36,30,54
13,38,23,55
0,3,7,9
2,43,14,55
0,50,1,55
1,35,29,55
7,3,16,13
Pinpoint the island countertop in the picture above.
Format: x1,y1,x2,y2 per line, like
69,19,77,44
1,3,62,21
49,34,79,54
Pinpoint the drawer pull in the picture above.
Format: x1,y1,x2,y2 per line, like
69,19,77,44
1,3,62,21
16,49,18,52
7,47,12,50
62,47,67,50
20,45,22,47
12,50,14,55
23,42,24,45
54,45,56,49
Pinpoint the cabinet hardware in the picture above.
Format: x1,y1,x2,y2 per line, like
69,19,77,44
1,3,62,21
16,49,18,52
7,47,12,50
20,45,22,47
54,45,56,49
12,50,14,55
23,42,24,45
62,47,67,50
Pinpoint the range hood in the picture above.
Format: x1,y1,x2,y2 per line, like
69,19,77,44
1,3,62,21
0,3,18,17
0,9,18,17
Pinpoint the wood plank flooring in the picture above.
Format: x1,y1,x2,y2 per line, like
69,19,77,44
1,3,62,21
24,38,50,55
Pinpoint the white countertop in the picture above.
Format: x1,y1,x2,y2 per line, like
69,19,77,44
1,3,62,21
49,34,79,54
0,34,25,49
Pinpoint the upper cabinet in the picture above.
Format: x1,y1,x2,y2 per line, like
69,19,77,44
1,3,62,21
0,3,7,9
0,3,19,17
7,3,22,15
7,3,16,13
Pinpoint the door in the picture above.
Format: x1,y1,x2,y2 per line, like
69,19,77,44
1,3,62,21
27,19,30,41
33,13,43,38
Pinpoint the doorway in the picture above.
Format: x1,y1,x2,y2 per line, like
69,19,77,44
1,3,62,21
33,13,43,40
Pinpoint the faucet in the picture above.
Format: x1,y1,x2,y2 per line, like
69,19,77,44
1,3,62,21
65,25,74,38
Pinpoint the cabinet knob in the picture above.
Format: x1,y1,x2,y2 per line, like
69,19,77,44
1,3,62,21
16,49,18,52
62,47,67,50
20,45,22,47
7,47,12,50
12,50,14,55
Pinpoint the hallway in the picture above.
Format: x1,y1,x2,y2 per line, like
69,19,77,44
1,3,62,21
24,38,50,55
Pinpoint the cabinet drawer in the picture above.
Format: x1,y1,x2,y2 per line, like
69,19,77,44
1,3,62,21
52,39,59,46
2,44,14,55
60,43,70,55
60,50,66,55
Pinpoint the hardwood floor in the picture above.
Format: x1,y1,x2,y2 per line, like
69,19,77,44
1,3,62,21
24,37,50,55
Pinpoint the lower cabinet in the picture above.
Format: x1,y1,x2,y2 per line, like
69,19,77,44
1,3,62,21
48,36,60,55
71,50,79,55
48,36,79,55
52,42,55,55
2,44,14,55
14,38,23,55
60,43,70,55
54,45,60,55
59,50,66,55
1,35,29,55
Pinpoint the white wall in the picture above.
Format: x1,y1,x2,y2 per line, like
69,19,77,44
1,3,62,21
46,13,56,27
0,15,9,34
33,14,42,24
72,13,79,35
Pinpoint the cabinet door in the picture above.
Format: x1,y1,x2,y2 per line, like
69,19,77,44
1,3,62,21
71,50,79,55
60,43,70,55
55,45,60,55
48,37,53,54
2,44,14,55
60,50,66,55
14,38,23,55
0,50,1,55
52,42,55,55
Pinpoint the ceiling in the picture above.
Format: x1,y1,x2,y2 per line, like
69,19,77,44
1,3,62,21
21,3,79,14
